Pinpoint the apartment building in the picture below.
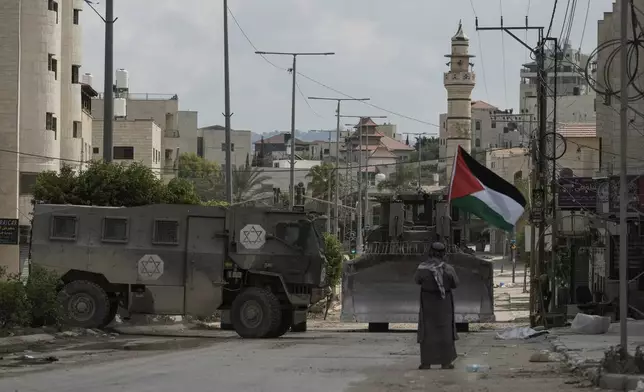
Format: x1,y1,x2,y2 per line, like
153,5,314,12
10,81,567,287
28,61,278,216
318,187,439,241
92,119,163,177
0,0,92,273
92,92,198,181
198,125,252,168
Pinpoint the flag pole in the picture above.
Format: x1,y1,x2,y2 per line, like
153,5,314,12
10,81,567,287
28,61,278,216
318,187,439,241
446,146,460,248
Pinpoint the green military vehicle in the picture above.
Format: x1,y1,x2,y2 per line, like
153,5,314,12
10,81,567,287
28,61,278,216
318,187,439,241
30,203,327,339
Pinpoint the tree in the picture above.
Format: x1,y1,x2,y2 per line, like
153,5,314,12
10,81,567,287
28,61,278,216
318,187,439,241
376,164,417,193
33,161,202,207
232,163,270,203
410,136,439,161
306,163,337,200
177,153,223,202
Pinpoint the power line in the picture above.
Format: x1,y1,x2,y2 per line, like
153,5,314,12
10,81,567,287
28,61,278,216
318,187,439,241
547,0,559,38
226,7,441,130
468,0,490,100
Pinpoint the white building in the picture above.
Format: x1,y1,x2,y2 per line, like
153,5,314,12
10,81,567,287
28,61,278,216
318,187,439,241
443,21,476,181
0,0,91,273
520,41,596,123
92,119,163,177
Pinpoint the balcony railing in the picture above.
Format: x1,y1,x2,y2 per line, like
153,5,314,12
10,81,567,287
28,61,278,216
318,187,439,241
164,129,180,138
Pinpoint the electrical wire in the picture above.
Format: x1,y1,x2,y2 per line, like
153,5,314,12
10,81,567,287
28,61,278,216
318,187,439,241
499,0,509,107
578,0,591,52
226,6,441,130
547,0,560,38
469,0,490,100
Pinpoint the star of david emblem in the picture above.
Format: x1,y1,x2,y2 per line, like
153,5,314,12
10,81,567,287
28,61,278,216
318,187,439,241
239,224,266,250
140,257,161,277
243,226,263,244
137,254,164,280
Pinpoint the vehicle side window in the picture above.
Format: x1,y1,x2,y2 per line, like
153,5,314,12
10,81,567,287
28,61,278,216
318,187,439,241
275,222,299,246
152,219,179,245
102,217,128,243
50,215,77,241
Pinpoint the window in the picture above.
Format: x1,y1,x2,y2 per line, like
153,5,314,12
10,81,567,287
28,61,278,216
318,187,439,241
48,0,59,23
73,9,80,24
71,65,80,84
48,54,58,79
72,121,81,138
475,120,481,131
153,220,179,245
165,149,173,160
491,121,497,129
197,137,204,157
113,146,134,160
50,215,77,240
491,162,496,169
45,112,54,130
276,222,300,246
19,172,38,195
475,138,481,148
93,147,99,154
221,143,235,151
102,217,128,242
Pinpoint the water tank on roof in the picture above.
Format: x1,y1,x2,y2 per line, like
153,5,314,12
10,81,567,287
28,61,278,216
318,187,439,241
115,69,129,90
82,73,93,86
114,98,127,118
375,173,386,184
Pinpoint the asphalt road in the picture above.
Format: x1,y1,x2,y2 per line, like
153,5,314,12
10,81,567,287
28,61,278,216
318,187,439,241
0,330,594,392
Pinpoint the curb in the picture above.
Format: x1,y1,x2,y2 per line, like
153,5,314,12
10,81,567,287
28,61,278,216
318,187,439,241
550,336,644,391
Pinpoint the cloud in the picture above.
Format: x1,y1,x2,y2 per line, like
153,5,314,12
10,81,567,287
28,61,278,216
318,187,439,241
81,0,615,136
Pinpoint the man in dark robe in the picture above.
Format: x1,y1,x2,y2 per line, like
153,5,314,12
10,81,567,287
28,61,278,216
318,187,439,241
414,241,460,370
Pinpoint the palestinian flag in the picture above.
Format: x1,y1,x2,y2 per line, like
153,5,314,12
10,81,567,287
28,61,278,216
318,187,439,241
449,146,527,231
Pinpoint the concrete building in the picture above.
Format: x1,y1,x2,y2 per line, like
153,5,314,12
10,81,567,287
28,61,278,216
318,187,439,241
439,101,527,168
443,21,476,181
92,119,163,177
92,92,198,181
198,125,252,168
596,2,644,175
0,0,91,273
486,147,531,184
520,40,596,123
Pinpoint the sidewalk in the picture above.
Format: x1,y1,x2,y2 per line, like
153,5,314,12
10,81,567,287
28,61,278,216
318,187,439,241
492,257,531,323
550,320,644,390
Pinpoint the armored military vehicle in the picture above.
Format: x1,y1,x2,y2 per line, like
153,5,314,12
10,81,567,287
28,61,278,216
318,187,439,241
341,190,495,332
30,203,327,339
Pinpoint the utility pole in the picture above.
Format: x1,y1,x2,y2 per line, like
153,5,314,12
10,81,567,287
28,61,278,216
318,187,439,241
545,37,559,310
92,0,115,162
223,0,233,203
255,51,335,208
476,17,548,326
308,96,370,235
341,115,387,249
619,0,629,352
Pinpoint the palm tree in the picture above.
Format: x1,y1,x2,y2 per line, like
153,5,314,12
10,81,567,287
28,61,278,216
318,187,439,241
232,163,270,203
376,164,417,193
306,163,337,200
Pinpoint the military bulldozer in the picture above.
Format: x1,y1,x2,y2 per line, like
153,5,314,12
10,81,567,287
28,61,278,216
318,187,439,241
341,191,495,332
30,204,327,339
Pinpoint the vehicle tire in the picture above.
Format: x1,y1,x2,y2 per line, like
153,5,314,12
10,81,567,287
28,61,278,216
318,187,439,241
57,280,111,329
456,323,469,333
291,321,307,333
267,310,293,338
368,322,389,333
231,287,282,339
103,300,119,327
220,322,235,331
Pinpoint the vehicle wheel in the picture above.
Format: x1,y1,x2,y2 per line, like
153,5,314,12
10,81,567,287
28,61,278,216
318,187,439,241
231,287,282,339
103,300,119,326
456,323,469,333
57,280,111,329
220,322,234,331
291,321,307,333
267,310,293,338
368,322,389,333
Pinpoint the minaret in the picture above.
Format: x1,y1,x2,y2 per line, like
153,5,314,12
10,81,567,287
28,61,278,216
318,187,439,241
444,20,476,182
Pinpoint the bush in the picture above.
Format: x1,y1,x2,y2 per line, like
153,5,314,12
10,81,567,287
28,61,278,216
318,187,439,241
0,265,61,329
323,233,343,289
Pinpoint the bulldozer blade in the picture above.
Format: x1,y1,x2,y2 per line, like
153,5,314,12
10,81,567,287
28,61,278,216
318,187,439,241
341,252,495,324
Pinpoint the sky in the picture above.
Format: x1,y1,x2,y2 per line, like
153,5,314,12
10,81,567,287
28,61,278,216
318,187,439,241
81,0,615,137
